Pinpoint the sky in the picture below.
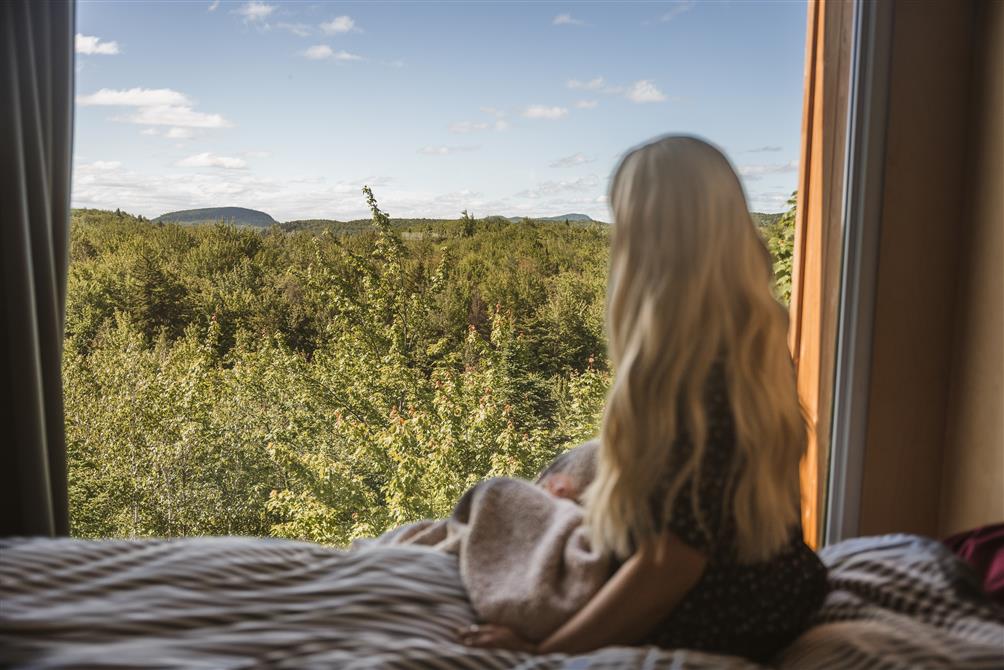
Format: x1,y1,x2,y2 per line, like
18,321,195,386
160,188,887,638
72,0,808,222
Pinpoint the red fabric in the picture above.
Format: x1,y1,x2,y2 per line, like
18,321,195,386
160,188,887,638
943,523,1004,605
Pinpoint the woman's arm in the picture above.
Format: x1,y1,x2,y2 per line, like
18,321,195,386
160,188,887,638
538,529,707,653
463,530,707,654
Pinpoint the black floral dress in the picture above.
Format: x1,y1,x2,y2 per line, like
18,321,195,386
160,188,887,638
643,366,828,662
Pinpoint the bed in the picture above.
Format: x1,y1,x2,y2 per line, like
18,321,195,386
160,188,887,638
2,533,1001,669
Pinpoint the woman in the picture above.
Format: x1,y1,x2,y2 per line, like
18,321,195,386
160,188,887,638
461,136,827,662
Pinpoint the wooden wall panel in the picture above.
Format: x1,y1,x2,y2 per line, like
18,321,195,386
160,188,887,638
857,0,974,537
939,0,1004,537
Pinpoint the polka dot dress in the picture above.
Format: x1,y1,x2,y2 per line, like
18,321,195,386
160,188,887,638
643,365,828,662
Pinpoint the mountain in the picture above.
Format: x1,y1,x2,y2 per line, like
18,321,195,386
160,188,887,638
154,207,277,227
506,213,596,223
151,208,781,231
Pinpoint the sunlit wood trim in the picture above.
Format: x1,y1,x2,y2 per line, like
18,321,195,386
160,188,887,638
791,0,854,548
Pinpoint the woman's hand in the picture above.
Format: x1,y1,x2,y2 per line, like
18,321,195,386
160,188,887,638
458,624,537,653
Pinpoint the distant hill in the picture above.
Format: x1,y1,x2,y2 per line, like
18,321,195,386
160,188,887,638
751,212,783,228
506,213,596,223
154,207,277,227
151,208,780,233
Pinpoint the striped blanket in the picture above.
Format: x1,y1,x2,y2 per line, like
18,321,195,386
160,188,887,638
1,534,1001,669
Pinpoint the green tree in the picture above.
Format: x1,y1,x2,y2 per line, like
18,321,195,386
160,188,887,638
64,195,618,545
759,192,797,304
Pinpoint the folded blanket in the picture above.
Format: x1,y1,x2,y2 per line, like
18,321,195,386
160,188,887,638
363,517,451,548
359,477,612,640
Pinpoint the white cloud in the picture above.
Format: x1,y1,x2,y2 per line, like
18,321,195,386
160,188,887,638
70,161,612,223
140,128,160,136
125,105,231,128
659,0,695,22
303,45,362,61
570,76,650,97
388,59,406,68
236,1,275,22
449,121,490,134
329,175,392,195
75,34,120,55
77,87,191,107
208,0,220,10
522,105,569,120
72,163,291,217
626,80,667,103
516,175,600,199
78,88,231,129
320,15,358,34
566,76,605,91
480,106,506,117
88,160,122,170
574,99,598,109
449,118,508,134
166,127,195,139
303,45,333,59
553,14,584,26
549,153,594,168
176,152,247,169
417,145,479,156
277,22,311,36
738,161,798,180
748,191,793,213
745,146,783,153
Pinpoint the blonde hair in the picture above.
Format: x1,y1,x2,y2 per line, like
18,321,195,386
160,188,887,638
585,136,805,563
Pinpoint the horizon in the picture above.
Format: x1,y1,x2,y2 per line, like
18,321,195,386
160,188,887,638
72,0,807,221
75,204,787,225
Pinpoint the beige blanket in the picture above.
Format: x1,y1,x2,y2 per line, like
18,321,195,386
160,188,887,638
358,477,611,641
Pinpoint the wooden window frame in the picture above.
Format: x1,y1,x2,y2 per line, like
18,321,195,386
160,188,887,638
789,0,856,548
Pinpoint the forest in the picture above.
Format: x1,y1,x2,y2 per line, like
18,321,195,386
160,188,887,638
64,189,795,545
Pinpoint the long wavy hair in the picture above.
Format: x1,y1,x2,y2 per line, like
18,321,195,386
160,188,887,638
584,136,806,563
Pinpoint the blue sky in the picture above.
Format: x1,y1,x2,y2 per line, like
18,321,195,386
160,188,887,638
72,0,807,221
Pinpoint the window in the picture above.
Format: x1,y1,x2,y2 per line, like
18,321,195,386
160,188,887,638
68,1,811,544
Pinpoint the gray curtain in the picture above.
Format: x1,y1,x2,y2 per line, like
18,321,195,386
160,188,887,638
0,0,74,536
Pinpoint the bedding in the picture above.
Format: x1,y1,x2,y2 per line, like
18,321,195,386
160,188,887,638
1,533,1001,669
944,523,1004,605
356,476,611,641
778,535,1003,669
